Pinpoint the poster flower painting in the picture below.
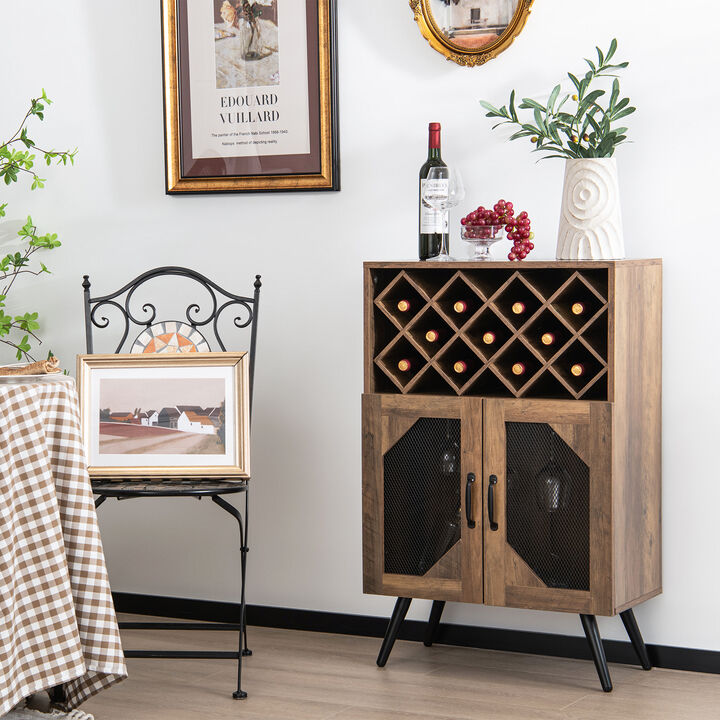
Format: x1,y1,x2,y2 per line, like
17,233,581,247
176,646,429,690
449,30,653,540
215,0,279,88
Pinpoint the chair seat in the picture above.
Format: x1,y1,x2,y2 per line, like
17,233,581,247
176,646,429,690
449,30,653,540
91,478,248,497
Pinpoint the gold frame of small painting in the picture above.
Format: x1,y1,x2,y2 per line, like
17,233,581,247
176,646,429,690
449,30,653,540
77,353,250,480
409,0,535,67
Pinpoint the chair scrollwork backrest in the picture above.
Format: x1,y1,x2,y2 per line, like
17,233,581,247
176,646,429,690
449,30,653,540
82,266,261,410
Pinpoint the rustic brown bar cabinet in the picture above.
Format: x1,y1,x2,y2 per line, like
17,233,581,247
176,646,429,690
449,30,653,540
362,260,662,691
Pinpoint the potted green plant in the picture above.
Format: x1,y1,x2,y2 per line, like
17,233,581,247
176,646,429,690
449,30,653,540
0,90,76,362
480,39,635,259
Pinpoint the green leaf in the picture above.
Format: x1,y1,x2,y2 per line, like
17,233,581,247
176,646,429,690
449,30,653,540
479,100,506,117
519,98,546,112
613,106,636,120
509,89,518,122
508,130,534,141
605,38,618,63
547,84,561,113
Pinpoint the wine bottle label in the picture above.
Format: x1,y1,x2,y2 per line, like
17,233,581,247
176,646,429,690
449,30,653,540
541,333,555,346
397,300,411,312
571,364,584,377
453,361,467,374
420,179,449,234
453,301,467,313
425,330,439,343
571,302,584,315
482,332,496,345
512,363,525,376
398,359,411,372
512,302,525,315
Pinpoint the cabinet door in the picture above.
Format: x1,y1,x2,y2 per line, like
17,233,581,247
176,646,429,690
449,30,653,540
483,399,612,615
362,395,483,603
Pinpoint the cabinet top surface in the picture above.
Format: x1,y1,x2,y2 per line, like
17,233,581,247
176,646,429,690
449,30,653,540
364,259,662,269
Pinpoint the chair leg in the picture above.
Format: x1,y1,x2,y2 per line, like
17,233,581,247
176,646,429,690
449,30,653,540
424,601,445,647
212,494,249,699
580,614,613,692
241,488,252,658
377,597,411,668
620,608,652,670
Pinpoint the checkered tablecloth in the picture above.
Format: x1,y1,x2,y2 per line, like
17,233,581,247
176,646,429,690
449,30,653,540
0,376,126,715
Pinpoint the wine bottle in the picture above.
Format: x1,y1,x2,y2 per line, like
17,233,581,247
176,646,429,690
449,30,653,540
453,361,467,374
482,331,496,345
511,302,526,315
453,300,468,314
571,363,584,377
512,362,526,376
419,122,448,261
541,332,555,346
425,329,440,343
398,359,412,372
571,302,585,316
397,299,411,313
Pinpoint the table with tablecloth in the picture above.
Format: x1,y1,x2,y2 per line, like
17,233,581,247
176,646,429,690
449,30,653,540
0,375,126,716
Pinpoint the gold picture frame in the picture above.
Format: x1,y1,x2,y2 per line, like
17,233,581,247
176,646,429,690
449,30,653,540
162,0,339,193
409,0,535,67
77,353,250,479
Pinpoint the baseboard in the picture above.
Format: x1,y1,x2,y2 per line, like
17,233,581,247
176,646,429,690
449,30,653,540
112,592,720,675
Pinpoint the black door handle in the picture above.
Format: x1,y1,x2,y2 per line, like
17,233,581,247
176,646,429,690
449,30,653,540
488,474,499,531
465,473,476,529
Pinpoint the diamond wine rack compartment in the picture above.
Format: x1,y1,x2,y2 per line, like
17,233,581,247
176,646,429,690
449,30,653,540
367,263,612,400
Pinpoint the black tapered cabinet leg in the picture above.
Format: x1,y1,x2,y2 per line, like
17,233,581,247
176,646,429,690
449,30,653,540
377,598,412,667
580,614,613,692
424,601,446,647
620,608,652,670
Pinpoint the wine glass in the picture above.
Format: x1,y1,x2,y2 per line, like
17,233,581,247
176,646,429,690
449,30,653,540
422,166,465,262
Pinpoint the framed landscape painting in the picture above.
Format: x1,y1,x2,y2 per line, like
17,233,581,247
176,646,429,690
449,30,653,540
162,0,339,193
77,353,250,479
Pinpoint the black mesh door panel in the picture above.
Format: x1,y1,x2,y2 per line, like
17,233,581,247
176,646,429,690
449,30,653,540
383,418,461,577
505,422,589,591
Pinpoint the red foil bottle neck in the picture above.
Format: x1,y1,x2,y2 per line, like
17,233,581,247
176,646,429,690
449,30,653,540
428,122,441,150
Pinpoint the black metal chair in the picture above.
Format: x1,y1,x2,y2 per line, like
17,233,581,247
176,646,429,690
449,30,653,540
82,266,261,699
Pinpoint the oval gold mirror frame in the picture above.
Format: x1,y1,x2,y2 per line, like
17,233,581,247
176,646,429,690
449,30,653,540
410,0,535,67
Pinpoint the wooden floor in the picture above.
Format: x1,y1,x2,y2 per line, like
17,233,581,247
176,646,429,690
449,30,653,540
84,615,718,720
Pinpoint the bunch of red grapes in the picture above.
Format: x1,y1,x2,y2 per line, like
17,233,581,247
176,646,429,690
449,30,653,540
460,199,535,261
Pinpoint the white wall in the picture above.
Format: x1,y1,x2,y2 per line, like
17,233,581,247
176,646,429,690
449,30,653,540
1,0,719,652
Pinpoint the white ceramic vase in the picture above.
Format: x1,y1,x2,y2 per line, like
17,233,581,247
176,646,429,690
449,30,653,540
556,158,625,260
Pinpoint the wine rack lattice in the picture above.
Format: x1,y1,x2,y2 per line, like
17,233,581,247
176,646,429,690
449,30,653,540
371,268,609,401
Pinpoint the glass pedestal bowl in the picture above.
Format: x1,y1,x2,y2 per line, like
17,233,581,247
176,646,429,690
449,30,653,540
461,225,506,261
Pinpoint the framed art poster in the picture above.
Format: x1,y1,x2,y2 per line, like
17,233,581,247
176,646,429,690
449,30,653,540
162,0,339,193
77,353,250,479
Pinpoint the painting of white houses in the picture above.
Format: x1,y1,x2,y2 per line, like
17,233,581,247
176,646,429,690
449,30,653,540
98,377,226,455
178,411,217,435
142,410,159,426
430,0,517,49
